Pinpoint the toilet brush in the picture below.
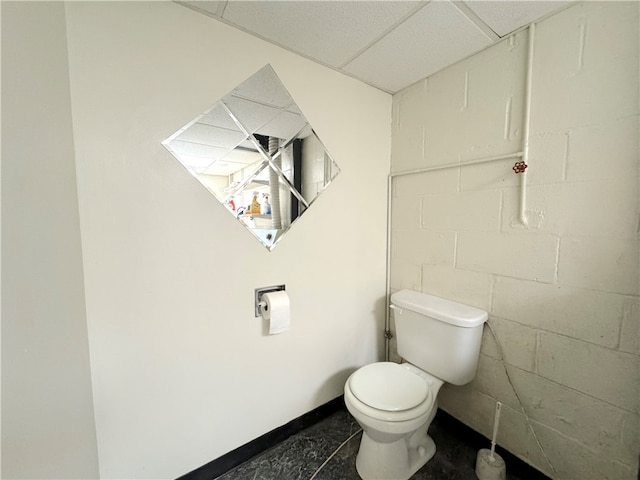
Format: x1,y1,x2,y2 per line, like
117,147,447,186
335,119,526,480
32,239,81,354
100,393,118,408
475,401,506,480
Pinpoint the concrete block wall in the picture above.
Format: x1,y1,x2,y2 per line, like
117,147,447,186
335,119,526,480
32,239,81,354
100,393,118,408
390,2,639,479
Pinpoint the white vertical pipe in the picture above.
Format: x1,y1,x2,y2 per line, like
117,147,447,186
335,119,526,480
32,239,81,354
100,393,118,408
520,23,535,227
384,175,392,361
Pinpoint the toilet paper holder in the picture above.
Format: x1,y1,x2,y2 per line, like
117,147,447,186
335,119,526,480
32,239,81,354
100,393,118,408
255,284,286,317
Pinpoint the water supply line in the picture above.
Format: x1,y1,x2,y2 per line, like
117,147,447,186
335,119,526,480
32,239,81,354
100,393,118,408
485,322,557,477
384,23,536,361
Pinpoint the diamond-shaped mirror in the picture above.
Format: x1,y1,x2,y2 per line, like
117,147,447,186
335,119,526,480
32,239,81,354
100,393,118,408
163,65,340,250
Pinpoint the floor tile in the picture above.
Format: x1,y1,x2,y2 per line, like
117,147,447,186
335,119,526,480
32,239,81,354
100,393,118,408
217,408,548,480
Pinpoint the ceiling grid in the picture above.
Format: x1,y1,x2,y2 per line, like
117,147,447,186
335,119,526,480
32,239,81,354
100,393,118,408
177,0,572,93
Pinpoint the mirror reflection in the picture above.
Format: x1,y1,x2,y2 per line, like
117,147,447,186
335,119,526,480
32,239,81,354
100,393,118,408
162,65,340,250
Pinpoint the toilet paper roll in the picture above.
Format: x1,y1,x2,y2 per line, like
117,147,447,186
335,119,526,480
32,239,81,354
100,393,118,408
262,291,290,335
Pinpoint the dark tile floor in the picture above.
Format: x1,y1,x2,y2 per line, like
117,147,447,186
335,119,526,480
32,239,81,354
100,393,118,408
215,408,549,480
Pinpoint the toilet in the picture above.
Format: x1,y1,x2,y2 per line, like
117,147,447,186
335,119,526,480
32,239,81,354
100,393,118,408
344,289,488,480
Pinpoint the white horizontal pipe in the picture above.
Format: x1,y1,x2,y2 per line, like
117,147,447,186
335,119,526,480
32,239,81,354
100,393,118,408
384,150,523,361
390,151,523,178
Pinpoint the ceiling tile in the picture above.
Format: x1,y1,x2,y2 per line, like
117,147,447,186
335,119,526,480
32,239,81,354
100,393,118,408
221,1,422,67
343,1,493,92
177,0,575,94
465,1,571,37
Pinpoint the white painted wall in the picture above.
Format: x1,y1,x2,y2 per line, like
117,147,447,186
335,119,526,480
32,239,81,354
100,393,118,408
391,2,639,479
1,2,100,478
63,2,389,478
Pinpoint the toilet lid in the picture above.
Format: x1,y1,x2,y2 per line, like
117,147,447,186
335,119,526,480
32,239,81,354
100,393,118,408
349,362,429,412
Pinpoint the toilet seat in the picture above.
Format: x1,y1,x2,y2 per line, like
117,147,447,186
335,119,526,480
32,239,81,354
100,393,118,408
347,362,434,422
350,362,428,411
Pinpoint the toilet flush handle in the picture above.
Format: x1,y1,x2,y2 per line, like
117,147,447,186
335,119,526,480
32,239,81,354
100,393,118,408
389,304,403,315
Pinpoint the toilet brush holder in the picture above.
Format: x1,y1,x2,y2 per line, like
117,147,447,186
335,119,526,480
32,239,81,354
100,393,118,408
476,401,506,480
476,448,506,480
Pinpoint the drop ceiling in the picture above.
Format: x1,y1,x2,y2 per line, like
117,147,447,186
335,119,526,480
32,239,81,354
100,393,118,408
177,0,572,93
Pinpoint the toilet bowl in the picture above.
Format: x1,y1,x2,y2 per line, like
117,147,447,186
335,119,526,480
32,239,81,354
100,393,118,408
344,289,488,480
344,362,443,480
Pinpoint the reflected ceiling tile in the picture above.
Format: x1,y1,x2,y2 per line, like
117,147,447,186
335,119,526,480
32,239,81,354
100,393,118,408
174,122,246,148
200,159,255,176
199,103,242,130
168,140,231,161
230,64,292,107
221,148,263,165
172,153,217,171
222,96,282,135
255,111,307,143
465,1,571,37
222,1,422,67
343,1,493,92
294,124,314,141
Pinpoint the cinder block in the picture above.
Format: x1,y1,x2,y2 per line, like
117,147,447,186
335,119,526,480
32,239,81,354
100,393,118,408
391,230,455,265
558,237,639,295
391,194,421,231
500,185,547,231
532,2,639,134
390,260,421,292
620,412,640,467
508,367,631,463
439,386,554,477
549,179,638,238
492,276,625,348
501,178,638,239
421,264,492,311
459,157,521,192
500,184,553,233
618,297,639,354
437,383,496,438
391,120,425,174
471,353,521,410
423,66,469,167
529,2,585,78
389,4,640,480
456,231,559,282
481,400,554,476
394,79,429,128
525,131,568,186
465,33,525,114
481,323,501,359
612,459,639,480
580,2,639,66
393,168,458,196
391,85,428,173
482,316,537,372
536,331,639,412
566,116,640,182
456,112,521,165
442,32,527,162
458,48,525,154
421,190,502,231
532,420,616,480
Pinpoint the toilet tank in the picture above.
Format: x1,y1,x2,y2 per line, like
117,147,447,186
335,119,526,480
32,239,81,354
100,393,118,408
391,289,488,385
